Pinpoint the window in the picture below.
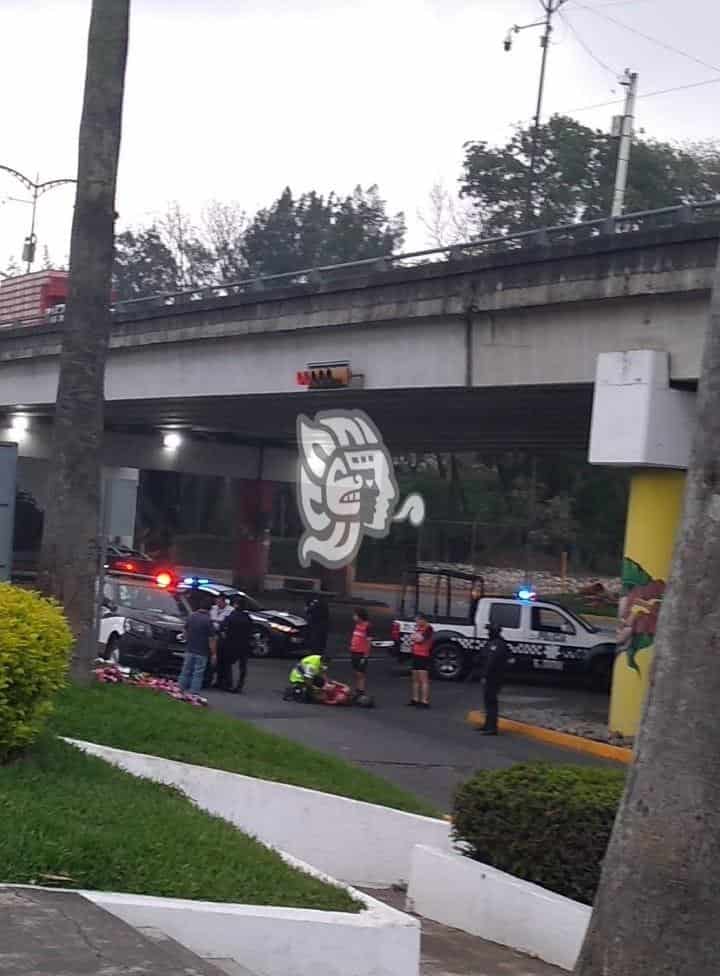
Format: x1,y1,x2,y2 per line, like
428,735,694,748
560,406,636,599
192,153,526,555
489,603,521,630
531,607,575,635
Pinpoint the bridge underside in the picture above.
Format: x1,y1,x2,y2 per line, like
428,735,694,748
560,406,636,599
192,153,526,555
94,385,594,454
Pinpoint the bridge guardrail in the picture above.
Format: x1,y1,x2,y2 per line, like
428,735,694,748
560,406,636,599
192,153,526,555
2,200,720,331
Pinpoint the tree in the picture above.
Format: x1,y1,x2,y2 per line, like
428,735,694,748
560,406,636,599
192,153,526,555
241,185,405,277
460,115,720,235
158,201,215,289
574,247,720,974
38,0,130,683
418,182,476,248
201,199,248,281
113,226,179,300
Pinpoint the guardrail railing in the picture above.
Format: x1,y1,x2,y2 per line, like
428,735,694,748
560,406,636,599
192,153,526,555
2,200,719,331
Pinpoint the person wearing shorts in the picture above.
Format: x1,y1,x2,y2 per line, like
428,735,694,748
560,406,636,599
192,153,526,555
350,607,371,699
409,612,433,709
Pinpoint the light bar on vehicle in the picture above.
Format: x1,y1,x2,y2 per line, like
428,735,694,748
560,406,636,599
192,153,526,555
182,576,210,586
156,571,173,589
517,587,537,601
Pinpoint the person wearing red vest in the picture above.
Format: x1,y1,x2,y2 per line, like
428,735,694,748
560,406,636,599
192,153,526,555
409,612,433,709
350,607,372,698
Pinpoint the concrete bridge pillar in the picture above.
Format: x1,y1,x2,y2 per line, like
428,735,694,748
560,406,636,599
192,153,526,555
589,350,695,737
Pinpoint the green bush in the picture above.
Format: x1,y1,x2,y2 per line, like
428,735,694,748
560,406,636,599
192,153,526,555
0,584,73,761
452,763,625,904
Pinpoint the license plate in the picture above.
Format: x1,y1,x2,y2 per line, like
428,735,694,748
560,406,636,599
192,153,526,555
533,659,564,671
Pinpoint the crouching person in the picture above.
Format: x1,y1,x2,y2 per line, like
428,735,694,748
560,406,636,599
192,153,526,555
283,653,328,702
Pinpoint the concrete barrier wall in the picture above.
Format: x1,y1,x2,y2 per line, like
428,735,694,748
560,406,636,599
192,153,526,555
69,739,454,887
85,871,419,976
407,845,591,971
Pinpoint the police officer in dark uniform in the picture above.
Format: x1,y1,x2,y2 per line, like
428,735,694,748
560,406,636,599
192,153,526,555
221,596,253,693
479,622,510,735
305,594,330,653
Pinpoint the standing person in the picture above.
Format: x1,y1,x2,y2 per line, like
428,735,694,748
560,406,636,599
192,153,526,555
222,595,253,693
178,597,216,696
349,607,371,700
479,622,510,735
208,594,233,688
305,594,330,653
409,611,433,708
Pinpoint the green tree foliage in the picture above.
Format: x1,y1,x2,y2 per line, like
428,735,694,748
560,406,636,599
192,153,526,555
460,115,720,235
240,185,405,276
113,227,179,300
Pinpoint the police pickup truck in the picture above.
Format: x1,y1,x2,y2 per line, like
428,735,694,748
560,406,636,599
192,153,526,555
383,568,616,689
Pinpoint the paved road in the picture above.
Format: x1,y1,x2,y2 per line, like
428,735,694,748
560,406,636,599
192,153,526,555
207,653,614,812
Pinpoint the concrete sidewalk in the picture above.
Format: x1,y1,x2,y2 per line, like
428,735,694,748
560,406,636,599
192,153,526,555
0,886,252,976
365,889,564,976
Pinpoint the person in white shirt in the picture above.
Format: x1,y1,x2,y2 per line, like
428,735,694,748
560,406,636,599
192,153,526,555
208,595,233,688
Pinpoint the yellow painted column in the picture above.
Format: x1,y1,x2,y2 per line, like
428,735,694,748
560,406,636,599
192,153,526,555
609,470,686,737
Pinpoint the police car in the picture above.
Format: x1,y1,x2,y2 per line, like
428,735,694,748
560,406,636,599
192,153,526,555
99,569,189,672
177,578,308,658
384,568,616,689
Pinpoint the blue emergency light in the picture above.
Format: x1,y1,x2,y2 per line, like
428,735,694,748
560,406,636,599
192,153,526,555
183,576,210,586
517,587,537,602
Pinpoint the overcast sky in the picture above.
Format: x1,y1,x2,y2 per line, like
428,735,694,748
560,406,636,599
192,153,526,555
1,0,718,269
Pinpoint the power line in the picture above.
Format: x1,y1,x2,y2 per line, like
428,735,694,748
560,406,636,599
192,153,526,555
559,9,622,78
572,1,720,75
560,74,720,116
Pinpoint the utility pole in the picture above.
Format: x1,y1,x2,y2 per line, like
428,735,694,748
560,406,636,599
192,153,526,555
0,165,76,272
611,70,639,218
504,1,569,226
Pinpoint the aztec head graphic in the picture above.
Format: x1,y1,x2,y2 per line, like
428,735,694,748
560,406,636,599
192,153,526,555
296,410,425,570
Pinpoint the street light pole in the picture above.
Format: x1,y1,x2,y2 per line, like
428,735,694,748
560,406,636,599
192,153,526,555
504,0,569,226
611,70,639,218
0,164,76,272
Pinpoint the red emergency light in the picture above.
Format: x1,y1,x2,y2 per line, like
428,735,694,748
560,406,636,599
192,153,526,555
155,571,173,589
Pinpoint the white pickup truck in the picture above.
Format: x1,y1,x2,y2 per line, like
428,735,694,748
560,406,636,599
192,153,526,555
383,568,616,689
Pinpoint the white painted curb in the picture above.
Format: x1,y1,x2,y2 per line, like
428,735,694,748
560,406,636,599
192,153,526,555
66,738,454,887
407,845,591,971
3,883,418,976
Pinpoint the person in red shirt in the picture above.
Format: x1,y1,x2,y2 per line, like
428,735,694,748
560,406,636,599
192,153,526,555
350,607,372,698
409,612,433,708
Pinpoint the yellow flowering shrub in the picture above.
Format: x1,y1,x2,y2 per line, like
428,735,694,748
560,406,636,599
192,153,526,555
0,583,73,761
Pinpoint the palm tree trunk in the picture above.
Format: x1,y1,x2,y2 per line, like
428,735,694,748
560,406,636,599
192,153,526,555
38,0,130,684
574,244,720,973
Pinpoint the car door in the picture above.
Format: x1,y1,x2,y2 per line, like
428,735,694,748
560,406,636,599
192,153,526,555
529,605,577,674
486,601,526,673
98,580,122,647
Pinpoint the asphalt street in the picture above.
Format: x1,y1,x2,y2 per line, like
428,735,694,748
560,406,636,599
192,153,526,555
206,652,615,812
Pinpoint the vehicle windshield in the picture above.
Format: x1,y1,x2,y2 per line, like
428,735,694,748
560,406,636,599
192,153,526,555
115,583,187,617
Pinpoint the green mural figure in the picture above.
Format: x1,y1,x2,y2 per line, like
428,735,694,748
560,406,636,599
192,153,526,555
618,558,666,673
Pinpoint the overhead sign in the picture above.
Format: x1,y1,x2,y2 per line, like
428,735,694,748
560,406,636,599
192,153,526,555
296,409,425,570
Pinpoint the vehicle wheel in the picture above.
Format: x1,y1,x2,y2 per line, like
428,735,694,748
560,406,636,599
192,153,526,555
105,635,121,664
589,655,613,693
431,642,467,681
250,628,272,658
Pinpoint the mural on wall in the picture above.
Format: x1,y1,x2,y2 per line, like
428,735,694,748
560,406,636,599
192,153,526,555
617,557,666,673
296,409,425,570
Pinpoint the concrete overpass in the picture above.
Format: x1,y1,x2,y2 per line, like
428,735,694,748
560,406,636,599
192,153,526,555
0,204,717,470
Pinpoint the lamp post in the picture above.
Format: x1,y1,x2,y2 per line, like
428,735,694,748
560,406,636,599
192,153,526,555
504,0,570,226
0,164,76,272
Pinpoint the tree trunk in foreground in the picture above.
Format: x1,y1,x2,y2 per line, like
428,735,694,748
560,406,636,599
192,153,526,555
38,0,130,684
574,244,720,974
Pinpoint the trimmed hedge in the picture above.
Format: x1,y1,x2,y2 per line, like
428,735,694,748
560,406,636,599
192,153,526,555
452,763,625,904
0,584,73,761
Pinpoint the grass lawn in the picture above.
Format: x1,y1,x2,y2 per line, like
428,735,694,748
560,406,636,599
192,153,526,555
0,735,359,911
50,683,439,817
